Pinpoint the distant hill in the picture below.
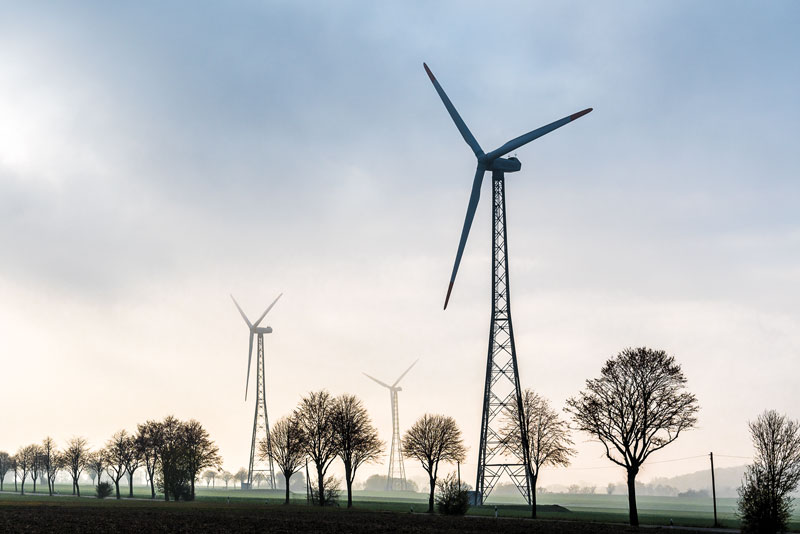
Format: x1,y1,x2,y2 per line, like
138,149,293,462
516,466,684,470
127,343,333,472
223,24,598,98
647,465,746,498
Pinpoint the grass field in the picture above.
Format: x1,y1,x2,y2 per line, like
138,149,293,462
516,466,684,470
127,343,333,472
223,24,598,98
2,483,798,532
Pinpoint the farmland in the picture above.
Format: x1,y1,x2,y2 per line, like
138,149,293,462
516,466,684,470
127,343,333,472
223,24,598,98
2,485,799,532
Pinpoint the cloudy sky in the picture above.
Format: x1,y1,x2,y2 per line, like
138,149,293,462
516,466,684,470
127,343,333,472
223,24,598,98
1,1,799,491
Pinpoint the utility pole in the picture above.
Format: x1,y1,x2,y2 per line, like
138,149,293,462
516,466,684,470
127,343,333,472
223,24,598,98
710,452,718,527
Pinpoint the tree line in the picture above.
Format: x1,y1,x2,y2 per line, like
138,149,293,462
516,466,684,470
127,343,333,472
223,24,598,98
0,416,220,501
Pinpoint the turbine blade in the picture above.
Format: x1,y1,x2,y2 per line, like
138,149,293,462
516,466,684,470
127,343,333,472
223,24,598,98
253,293,282,328
363,372,391,389
485,108,593,161
423,63,483,157
392,359,419,388
230,295,252,329
245,333,254,401
444,164,486,309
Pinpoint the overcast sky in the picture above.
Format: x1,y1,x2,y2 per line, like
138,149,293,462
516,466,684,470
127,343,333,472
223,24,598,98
1,1,799,491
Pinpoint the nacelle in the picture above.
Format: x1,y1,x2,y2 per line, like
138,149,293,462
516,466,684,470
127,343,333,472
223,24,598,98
489,157,521,173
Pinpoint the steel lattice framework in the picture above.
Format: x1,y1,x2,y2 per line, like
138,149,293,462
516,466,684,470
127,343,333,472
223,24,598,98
247,334,276,489
475,171,533,504
386,388,407,490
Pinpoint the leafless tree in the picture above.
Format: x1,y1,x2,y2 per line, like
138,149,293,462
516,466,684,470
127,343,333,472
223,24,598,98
565,347,699,526
118,433,142,498
402,414,466,513
135,420,162,499
87,450,106,489
15,445,38,494
252,472,266,488
202,469,217,488
221,470,233,489
261,414,306,504
501,388,575,518
738,410,800,533
182,419,221,500
295,390,339,506
41,437,60,496
29,445,44,493
105,430,132,499
0,451,11,491
63,437,88,496
234,467,248,489
332,394,383,508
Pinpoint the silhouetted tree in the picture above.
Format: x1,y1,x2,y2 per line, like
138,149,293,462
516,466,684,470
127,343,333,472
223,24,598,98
105,430,131,499
182,419,221,499
202,469,217,488
261,414,306,504
29,445,44,493
234,467,248,489
41,437,60,496
118,432,142,498
565,347,699,526
221,470,233,489
436,472,470,515
738,410,800,533
332,394,383,508
402,414,466,513
0,451,11,491
135,420,162,499
63,437,88,497
295,390,339,506
154,416,192,501
501,388,575,518
15,445,38,494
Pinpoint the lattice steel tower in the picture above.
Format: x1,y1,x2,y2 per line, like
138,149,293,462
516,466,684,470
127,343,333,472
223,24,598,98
231,294,282,489
422,62,591,504
475,171,531,503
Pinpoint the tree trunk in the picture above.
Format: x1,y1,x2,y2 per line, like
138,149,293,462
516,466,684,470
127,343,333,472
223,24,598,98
626,467,639,526
190,476,195,500
285,473,291,504
531,473,538,519
115,479,121,499
76,481,80,497
149,470,156,499
345,464,353,508
316,467,325,506
128,472,134,498
428,475,435,513
32,476,36,493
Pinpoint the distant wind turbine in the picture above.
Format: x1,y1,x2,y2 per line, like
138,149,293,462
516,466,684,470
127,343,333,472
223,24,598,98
364,359,418,491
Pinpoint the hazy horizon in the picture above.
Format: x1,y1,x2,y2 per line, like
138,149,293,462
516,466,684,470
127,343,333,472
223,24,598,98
2,1,799,494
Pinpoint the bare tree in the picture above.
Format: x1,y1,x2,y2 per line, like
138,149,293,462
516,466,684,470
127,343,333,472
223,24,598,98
41,437,60,496
87,450,106,490
234,467,248,489
118,433,142,498
182,419,221,500
15,445,37,495
221,470,233,489
332,394,383,508
202,469,217,488
0,451,11,491
565,347,699,526
63,437,88,497
135,420,162,499
501,388,575,518
29,445,44,493
738,410,800,533
402,414,466,513
261,414,306,504
105,431,132,499
295,390,339,506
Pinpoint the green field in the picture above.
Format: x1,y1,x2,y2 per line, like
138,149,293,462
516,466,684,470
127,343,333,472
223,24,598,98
3,483,798,531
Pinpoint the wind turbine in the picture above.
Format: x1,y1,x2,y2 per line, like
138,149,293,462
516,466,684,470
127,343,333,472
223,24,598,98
423,62,592,504
231,293,282,490
364,359,418,491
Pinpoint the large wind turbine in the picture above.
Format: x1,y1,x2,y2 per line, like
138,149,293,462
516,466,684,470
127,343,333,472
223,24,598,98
364,359,418,491
231,293,282,490
423,62,591,504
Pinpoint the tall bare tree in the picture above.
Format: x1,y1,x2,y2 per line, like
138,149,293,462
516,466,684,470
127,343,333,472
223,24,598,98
261,414,306,504
565,347,699,526
295,390,339,506
501,389,575,518
0,451,11,491
221,470,233,489
234,467,248,489
29,445,44,493
119,433,142,498
182,419,221,500
202,469,217,488
87,450,106,489
15,445,38,495
135,420,162,499
41,437,60,496
738,410,800,533
332,394,383,508
402,414,466,513
105,430,132,499
63,437,88,496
